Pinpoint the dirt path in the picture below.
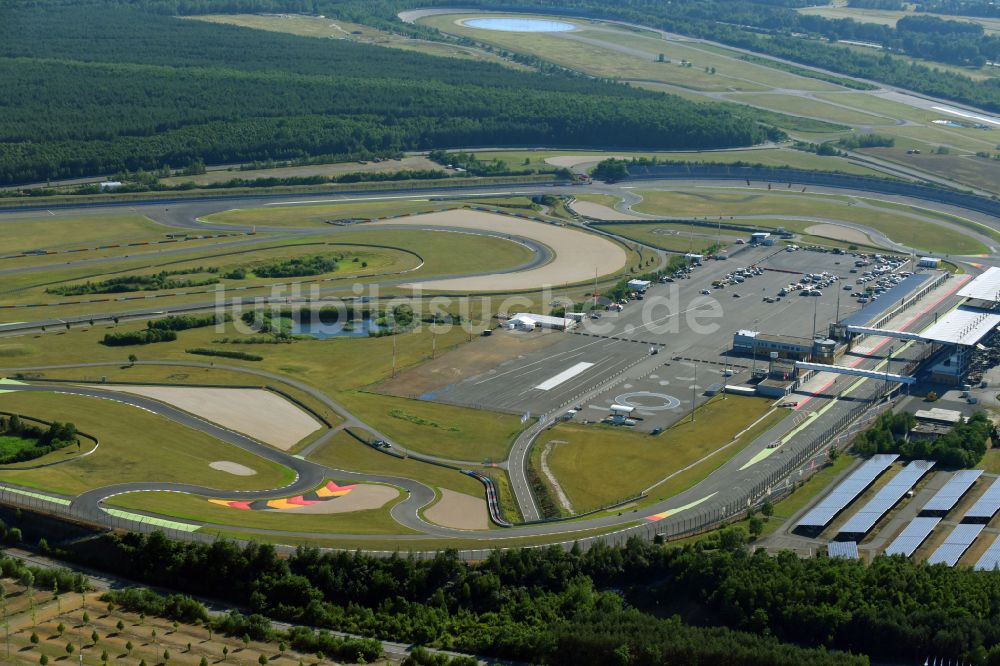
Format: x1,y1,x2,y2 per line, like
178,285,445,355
541,440,574,514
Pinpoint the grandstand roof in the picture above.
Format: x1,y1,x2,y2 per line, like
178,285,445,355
919,306,1000,346
957,267,1000,303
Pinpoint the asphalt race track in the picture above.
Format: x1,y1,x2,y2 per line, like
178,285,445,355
0,174,997,553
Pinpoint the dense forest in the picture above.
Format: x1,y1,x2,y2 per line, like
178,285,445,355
0,4,777,186
46,526,1000,665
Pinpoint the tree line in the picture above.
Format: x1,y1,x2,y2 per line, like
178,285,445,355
852,410,994,467
914,1,1000,19
101,314,227,346
48,524,1000,664
60,531,865,665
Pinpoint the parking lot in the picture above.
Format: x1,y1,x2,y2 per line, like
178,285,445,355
426,244,895,430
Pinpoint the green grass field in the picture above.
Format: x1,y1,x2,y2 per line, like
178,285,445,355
544,396,777,513
0,224,539,320
581,28,844,92
209,521,636,550
640,407,790,511
308,430,485,496
729,93,894,126
109,487,414,535
422,13,851,97
18,244,407,303
593,222,738,252
1,306,497,393
338,391,526,462
469,147,878,176
422,14,767,93
633,188,988,254
0,391,296,495
204,200,460,227
0,214,180,254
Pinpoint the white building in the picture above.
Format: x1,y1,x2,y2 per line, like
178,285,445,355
507,315,536,331
627,279,652,292
99,181,123,191
918,257,941,268
509,313,576,331
750,232,770,244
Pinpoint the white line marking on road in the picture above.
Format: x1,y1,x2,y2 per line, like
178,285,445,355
534,362,595,391
931,105,1000,127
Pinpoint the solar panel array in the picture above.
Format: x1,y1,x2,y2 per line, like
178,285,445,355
926,523,985,566
964,478,1000,521
796,454,898,529
838,460,935,536
975,535,1000,571
884,517,941,557
922,470,983,514
828,541,859,559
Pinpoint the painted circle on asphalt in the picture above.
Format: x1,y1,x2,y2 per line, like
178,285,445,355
614,391,681,411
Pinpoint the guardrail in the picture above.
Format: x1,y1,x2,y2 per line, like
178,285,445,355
463,471,512,528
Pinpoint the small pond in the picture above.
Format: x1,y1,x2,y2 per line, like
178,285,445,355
293,318,384,339
463,17,576,32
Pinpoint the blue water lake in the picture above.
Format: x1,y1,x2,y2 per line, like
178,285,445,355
464,17,576,32
293,318,384,339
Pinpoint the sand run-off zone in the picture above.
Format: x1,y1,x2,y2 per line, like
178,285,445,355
97,386,322,450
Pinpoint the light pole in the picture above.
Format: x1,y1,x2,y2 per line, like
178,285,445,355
885,345,893,397
690,361,698,423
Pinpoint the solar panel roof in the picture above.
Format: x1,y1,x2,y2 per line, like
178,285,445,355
884,517,941,557
926,523,985,566
838,460,934,536
975,535,1000,571
965,478,1000,521
796,454,898,529
828,541,859,559
922,470,983,514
